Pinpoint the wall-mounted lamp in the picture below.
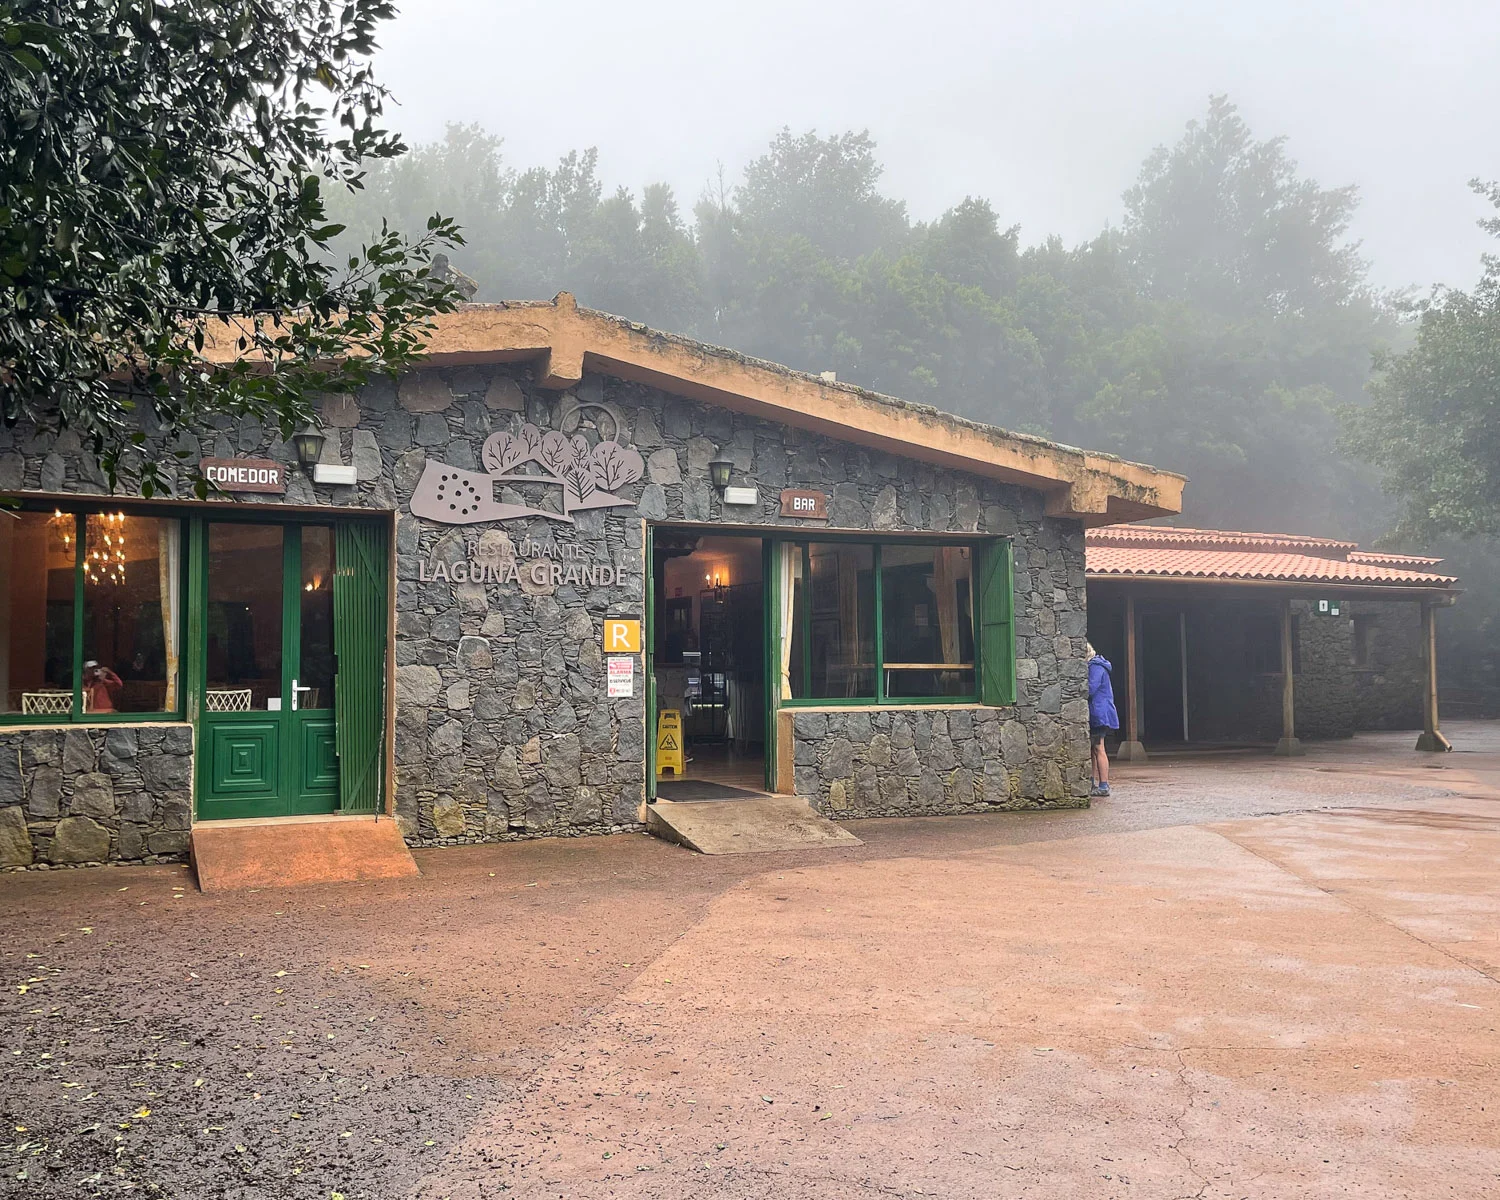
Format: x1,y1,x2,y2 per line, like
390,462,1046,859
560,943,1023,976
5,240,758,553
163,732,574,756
707,455,733,492
292,426,327,474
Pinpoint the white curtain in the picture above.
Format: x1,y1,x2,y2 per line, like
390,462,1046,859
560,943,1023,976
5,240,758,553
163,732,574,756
778,542,798,701
159,523,181,709
934,547,961,665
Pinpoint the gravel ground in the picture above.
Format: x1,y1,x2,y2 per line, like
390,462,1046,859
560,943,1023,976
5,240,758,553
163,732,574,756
1,723,1496,1199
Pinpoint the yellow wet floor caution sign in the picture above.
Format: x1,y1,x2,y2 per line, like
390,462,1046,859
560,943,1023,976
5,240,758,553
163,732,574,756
656,708,685,777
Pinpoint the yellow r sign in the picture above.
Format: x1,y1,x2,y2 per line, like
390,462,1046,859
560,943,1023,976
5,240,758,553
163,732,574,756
604,619,640,653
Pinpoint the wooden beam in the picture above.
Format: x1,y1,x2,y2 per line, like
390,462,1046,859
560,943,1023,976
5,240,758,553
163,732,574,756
1274,596,1303,756
1415,599,1453,752
1117,592,1147,760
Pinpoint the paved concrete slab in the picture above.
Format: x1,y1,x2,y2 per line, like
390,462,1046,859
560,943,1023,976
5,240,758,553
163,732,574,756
2,721,1497,1199
189,813,418,891
646,794,863,854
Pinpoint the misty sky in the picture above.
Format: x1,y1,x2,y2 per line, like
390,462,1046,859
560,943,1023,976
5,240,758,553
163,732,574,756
376,0,1500,294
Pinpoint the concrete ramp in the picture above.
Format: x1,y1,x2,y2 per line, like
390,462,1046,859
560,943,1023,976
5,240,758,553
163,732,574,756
191,815,419,892
646,795,862,855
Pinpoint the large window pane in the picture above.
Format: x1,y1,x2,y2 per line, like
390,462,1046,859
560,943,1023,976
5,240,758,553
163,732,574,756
206,524,284,712
80,513,182,713
297,527,335,710
807,543,875,698
0,511,77,715
882,544,976,698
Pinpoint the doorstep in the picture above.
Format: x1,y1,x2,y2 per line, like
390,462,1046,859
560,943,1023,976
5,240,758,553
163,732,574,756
646,794,863,855
190,814,418,892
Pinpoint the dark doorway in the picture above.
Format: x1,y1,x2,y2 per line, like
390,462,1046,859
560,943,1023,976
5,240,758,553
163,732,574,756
651,533,766,793
1140,611,1186,743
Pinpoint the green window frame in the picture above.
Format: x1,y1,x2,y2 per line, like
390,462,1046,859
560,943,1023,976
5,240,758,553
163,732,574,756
772,536,1015,708
0,501,188,726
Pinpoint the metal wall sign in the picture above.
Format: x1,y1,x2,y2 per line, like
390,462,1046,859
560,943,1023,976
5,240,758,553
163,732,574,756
607,656,634,697
603,618,641,653
780,488,829,519
410,408,642,527
200,457,288,494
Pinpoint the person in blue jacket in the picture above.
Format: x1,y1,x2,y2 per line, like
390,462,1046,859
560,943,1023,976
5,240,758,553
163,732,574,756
1086,641,1119,797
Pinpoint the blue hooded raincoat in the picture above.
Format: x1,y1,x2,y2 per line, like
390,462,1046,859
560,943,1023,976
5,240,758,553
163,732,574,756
1088,654,1119,731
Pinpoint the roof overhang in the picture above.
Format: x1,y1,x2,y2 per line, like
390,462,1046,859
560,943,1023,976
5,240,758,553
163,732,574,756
1086,574,1460,604
204,293,1186,526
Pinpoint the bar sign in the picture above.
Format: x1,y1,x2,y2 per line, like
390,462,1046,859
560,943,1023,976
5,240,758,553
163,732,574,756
780,488,829,520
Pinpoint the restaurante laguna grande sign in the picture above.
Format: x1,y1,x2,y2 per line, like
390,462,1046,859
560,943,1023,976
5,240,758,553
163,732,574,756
419,537,625,588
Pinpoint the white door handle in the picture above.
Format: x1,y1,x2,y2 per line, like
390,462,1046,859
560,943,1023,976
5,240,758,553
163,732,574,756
291,678,299,711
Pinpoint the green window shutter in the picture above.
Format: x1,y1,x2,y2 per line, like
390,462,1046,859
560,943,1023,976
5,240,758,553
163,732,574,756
333,521,390,814
977,539,1016,707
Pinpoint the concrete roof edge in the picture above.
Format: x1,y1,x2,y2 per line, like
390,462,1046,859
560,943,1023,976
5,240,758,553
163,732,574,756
201,292,1186,525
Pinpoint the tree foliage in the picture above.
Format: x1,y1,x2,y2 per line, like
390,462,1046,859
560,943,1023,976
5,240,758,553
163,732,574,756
1345,179,1500,539
0,0,460,493
332,99,1396,538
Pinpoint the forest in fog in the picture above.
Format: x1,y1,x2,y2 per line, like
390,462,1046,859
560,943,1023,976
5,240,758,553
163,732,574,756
329,97,1498,695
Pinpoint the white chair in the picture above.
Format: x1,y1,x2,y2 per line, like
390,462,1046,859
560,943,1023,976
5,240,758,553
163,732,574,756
21,691,71,715
205,688,253,712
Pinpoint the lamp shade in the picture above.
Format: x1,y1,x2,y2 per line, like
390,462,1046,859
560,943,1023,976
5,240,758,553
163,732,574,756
292,428,327,471
707,456,733,491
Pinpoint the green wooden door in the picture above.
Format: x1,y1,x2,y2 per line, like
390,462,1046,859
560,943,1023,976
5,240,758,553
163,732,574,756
332,521,388,814
197,522,342,819
644,523,657,801
977,539,1016,707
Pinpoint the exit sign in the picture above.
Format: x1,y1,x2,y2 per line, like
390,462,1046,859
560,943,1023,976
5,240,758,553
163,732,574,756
1316,598,1343,617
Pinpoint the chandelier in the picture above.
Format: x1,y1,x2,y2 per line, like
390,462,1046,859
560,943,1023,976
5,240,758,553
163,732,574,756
85,512,127,587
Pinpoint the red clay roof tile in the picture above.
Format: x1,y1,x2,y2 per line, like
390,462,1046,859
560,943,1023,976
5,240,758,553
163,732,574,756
1084,525,1457,588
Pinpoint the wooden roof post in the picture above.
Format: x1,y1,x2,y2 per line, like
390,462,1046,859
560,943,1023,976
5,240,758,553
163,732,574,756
1117,591,1148,761
1274,595,1304,756
1415,598,1453,752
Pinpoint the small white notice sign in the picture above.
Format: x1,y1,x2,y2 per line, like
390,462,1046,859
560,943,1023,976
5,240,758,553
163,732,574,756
607,655,634,698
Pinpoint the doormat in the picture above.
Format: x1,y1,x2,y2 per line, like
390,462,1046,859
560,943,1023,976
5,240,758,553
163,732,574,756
655,780,768,803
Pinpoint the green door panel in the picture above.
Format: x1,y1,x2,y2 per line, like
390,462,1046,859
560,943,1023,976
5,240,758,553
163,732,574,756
300,720,340,792
206,721,281,796
977,539,1016,707
333,521,389,814
644,523,656,800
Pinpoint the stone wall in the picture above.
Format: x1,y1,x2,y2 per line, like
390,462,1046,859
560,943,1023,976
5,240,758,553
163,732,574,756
1293,600,1357,739
0,726,194,869
1346,600,1425,732
793,705,1085,819
380,367,1091,840
2,358,1093,846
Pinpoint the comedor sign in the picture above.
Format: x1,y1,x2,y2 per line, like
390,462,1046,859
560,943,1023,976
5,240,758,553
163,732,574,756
200,457,288,494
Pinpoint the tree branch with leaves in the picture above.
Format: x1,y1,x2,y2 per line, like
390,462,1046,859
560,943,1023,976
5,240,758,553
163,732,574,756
0,0,462,495
1344,179,1500,539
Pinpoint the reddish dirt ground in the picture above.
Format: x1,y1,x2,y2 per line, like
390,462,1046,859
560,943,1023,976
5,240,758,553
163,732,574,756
3,725,1499,1199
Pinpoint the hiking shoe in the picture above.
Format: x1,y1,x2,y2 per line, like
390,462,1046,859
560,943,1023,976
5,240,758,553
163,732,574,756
1090,783,1111,798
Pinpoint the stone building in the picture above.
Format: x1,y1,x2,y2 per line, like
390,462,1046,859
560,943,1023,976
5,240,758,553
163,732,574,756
1084,525,1459,756
0,294,1184,873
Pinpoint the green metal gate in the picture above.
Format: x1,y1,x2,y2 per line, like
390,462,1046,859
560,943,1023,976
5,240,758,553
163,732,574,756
333,521,390,814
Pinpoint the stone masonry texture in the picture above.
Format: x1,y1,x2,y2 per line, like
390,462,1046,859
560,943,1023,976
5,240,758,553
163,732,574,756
0,726,194,868
1,360,1093,847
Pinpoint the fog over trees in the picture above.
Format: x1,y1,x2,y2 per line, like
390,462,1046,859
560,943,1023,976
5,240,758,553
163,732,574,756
328,97,1497,695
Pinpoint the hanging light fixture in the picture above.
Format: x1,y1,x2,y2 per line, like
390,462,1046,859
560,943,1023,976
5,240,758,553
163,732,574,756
83,511,127,586
292,426,327,474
